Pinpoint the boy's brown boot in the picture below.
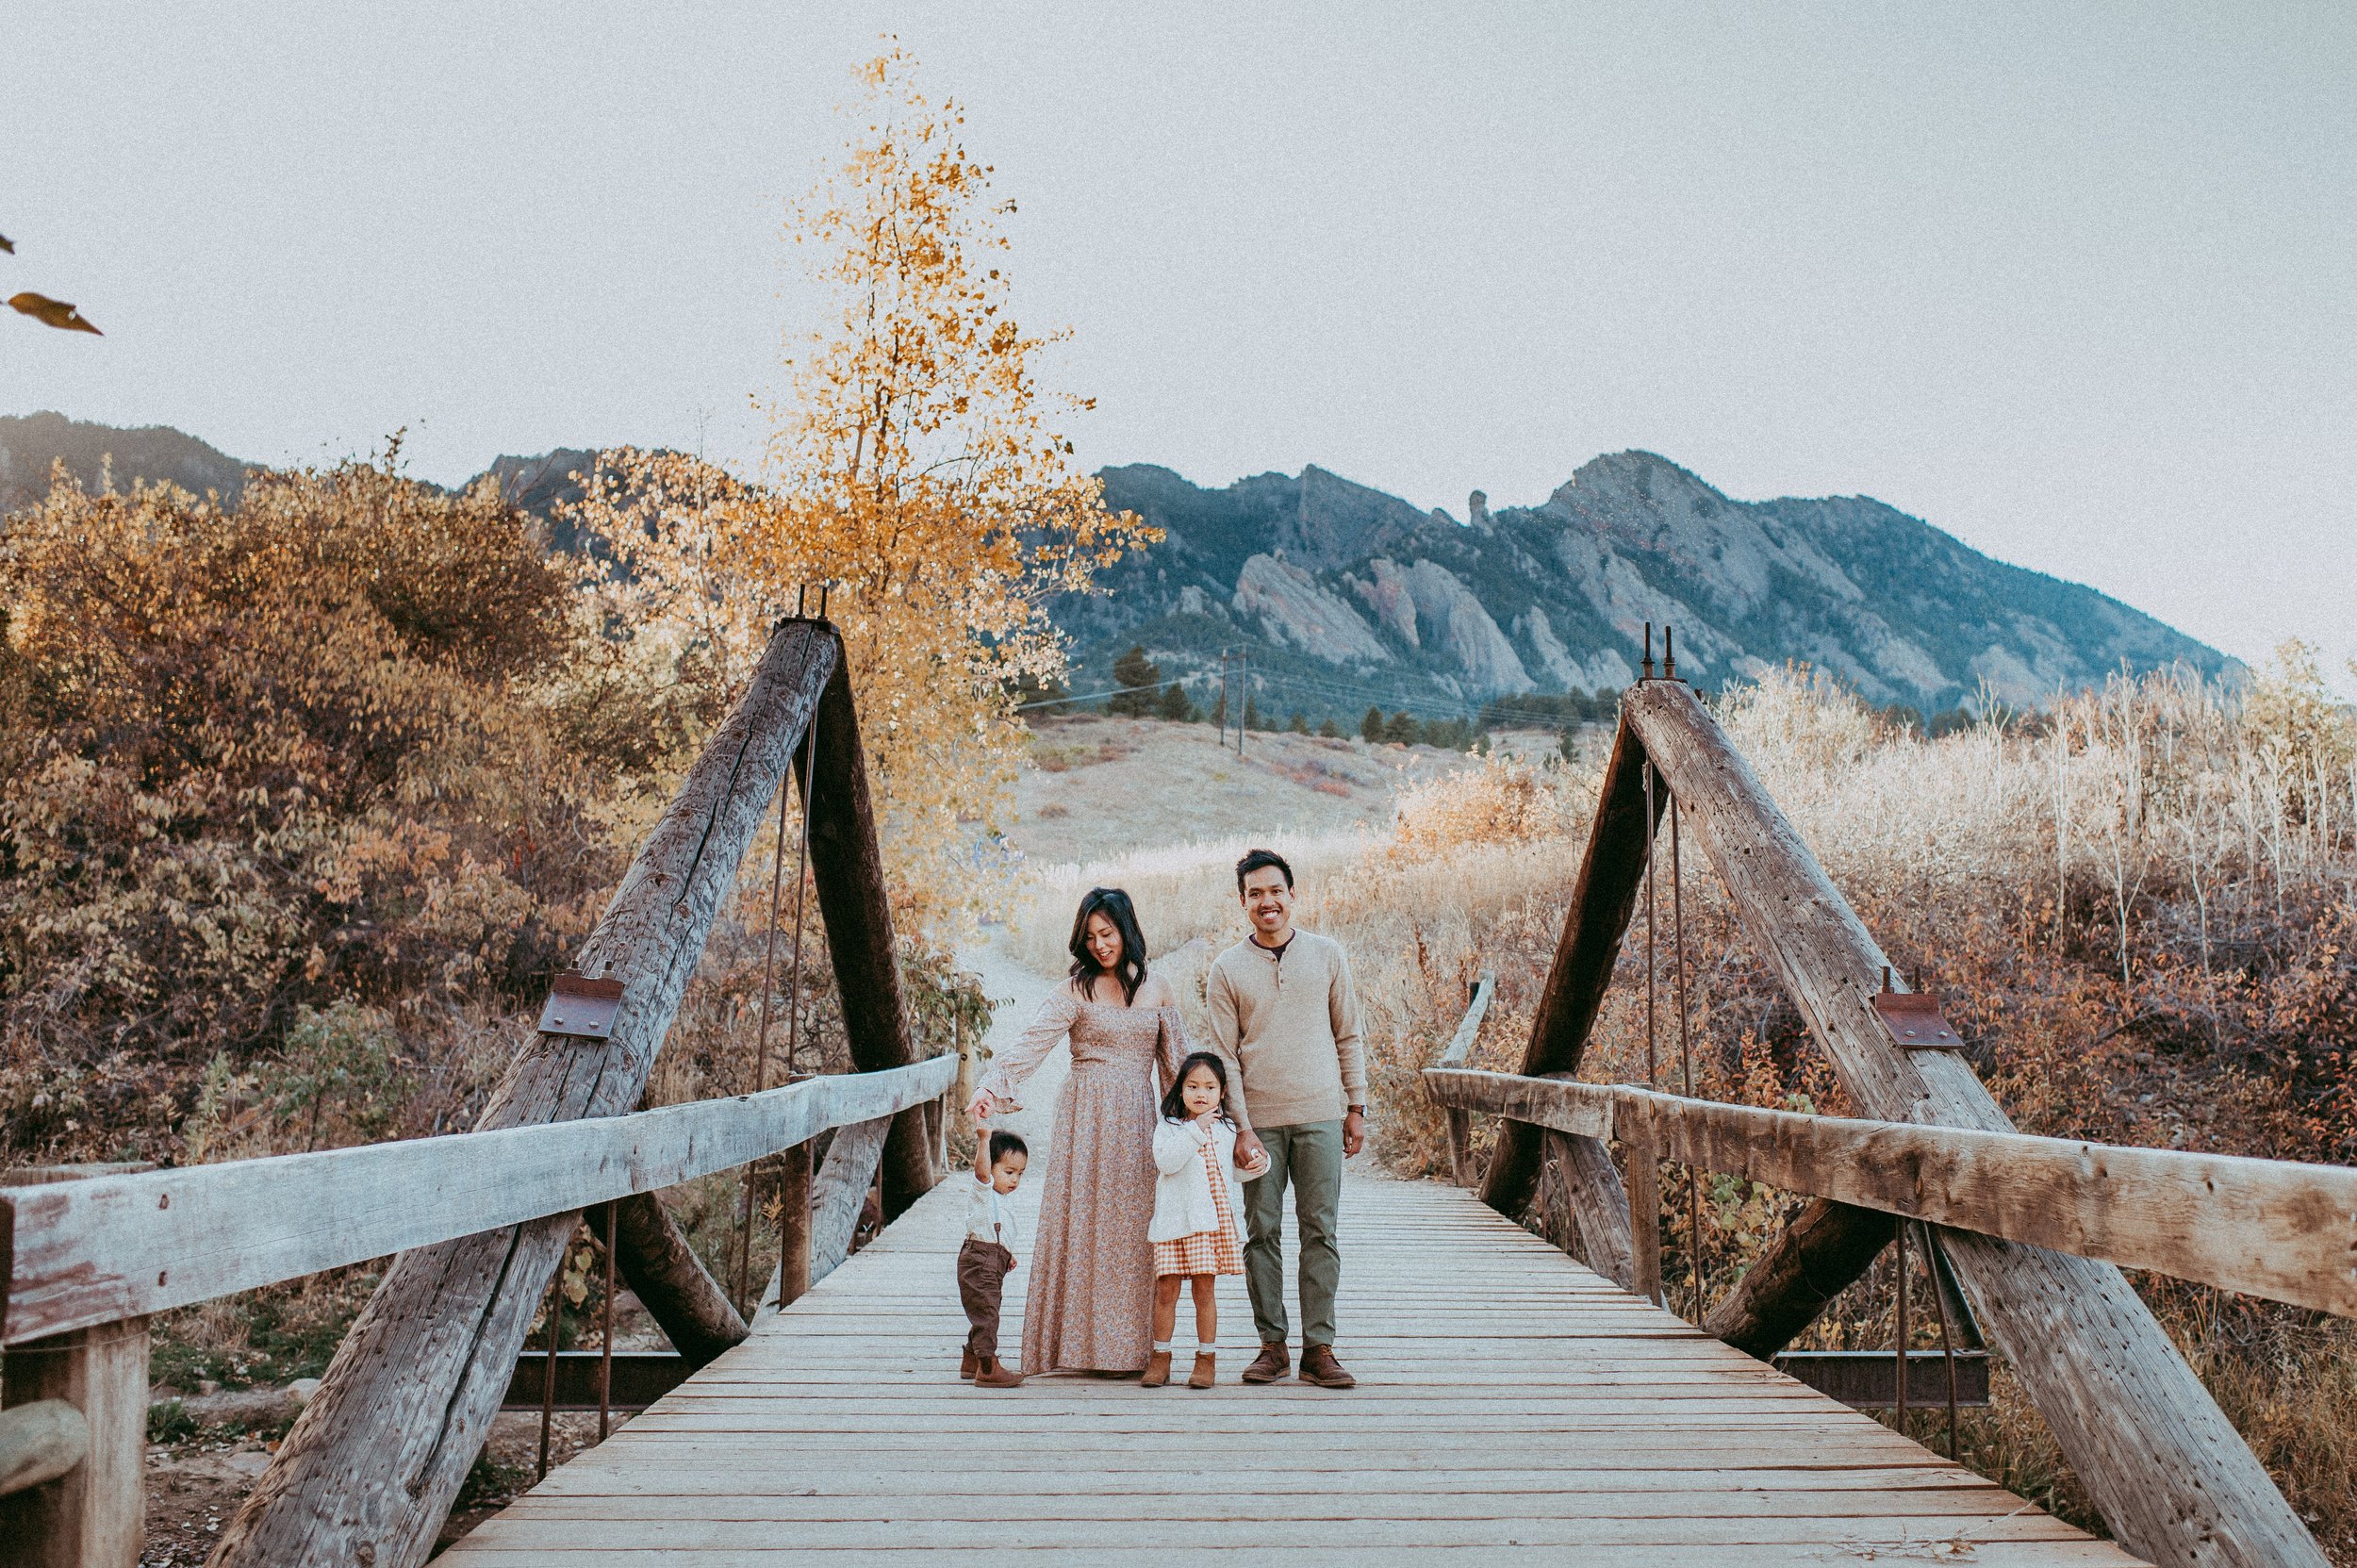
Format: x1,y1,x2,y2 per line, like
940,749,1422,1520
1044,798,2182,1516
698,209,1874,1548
1242,1342,1289,1383
1141,1349,1172,1388
960,1346,979,1379
1186,1352,1216,1390
974,1356,1024,1388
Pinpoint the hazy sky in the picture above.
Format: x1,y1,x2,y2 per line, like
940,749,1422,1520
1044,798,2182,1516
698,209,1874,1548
8,3,2351,688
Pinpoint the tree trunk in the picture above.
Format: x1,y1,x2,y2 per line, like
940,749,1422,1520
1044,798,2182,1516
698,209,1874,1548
211,622,838,1568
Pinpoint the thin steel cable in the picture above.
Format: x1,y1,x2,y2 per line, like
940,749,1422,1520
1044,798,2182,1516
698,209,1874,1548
1672,794,1706,1318
1919,1221,1964,1461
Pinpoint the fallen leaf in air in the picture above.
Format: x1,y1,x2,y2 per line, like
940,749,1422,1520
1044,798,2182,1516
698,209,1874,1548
0,232,14,254
8,291,103,335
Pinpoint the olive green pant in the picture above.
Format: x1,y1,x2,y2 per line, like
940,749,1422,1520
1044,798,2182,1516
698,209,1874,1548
1242,1119,1343,1348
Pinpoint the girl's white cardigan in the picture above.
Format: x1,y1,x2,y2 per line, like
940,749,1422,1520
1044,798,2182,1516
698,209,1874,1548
1149,1116,1250,1244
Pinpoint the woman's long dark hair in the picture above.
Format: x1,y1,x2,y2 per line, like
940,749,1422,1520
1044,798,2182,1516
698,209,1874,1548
1162,1050,1233,1125
1068,886,1147,1004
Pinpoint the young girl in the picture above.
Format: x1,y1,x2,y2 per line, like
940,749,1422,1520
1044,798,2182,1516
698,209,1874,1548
1146,1051,1251,1389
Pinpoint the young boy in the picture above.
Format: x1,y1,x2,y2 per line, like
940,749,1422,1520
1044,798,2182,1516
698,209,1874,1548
960,1123,1028,1388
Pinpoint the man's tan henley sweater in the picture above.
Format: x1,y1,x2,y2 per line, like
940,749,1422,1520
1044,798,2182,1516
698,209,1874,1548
1204,929,1366,1132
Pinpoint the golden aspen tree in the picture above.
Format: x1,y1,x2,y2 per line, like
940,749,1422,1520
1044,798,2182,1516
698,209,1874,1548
575,47,1153,935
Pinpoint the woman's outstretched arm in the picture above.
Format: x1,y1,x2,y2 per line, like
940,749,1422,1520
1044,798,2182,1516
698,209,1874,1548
969,989,1080,1114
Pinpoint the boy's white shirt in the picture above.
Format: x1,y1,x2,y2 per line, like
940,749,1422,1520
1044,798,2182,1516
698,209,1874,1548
1148,1115,1249,1244
964,1175,1020,1263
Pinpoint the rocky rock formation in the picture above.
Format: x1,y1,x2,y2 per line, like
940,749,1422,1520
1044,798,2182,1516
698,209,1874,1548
1232,553,1392,664
1060,451,2233,721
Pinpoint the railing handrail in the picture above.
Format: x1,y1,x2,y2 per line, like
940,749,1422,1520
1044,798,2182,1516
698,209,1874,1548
1425,1065,2357,1320
0,1052,956,1345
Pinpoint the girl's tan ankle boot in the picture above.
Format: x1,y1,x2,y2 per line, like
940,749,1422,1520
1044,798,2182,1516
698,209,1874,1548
1187,1351,1216,1389
1142,1349,1172,1388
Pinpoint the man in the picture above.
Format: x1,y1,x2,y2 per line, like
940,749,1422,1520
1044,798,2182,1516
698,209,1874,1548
1205,847,1365,1389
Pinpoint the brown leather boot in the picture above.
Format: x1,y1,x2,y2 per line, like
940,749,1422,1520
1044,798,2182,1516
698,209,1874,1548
960,1346,979,1380
1242,1343,1289,1383
1298,1344,1356,1388
1141,1349,1172,1388
1186,1352,1216,1389
974,1357,1024,1388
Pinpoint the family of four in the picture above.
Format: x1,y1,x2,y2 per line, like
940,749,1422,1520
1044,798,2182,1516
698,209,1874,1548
955,848,1366,1391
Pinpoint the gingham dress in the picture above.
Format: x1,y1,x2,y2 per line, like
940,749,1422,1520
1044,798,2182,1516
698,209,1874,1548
1152,1135,1245,1278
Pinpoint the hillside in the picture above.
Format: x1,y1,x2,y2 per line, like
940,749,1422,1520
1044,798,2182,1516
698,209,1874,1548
0,410,249,513
0,415,2233,720
1058,454,2235,721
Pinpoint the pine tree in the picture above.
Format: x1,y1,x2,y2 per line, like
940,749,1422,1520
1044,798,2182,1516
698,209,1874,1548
1109,645,1161,718
1244,695,1262,731
1212,691,1228,730
1386,710,1417,745
1289,711,1309,734
1360,706,1384,743
1318,717,1342,739
1158,680,1195,722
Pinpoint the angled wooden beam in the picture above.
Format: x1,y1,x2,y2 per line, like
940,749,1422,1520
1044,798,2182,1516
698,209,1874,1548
609,1193,746,1371
798,652,936,1219
1704,1198,1896,1359
1621,677,2324,1568
1478,714,1662,1217
1543,1130,1635,1293
211,620,838,1568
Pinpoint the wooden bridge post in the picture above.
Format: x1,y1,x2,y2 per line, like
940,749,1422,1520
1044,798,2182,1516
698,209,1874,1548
211,621,840,1568
0,1320,147,1568
1623,678,2326,1568
1621,1103,1664,1306
1480,722,1662,1218
1542,1130,1635,1292
774,1142,814,1310
797,659,936,1219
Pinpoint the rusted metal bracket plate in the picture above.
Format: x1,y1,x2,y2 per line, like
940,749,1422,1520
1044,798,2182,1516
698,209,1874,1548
538,971,626,1040
1871,990,1968,1051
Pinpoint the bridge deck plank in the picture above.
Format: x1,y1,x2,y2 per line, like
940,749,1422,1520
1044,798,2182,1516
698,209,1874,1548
444,1177,2145,1565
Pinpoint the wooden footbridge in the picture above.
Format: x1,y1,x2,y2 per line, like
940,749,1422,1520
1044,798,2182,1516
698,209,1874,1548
4,619,2352,1566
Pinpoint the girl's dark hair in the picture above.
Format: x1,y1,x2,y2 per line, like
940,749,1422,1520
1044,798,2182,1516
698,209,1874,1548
1161,1050,1233,1124
1068,886,1148,1004
987,1130,1028,1164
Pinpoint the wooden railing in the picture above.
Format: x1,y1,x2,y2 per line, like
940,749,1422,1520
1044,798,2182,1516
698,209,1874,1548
2,615,957,1568
1431,649,2349,1568
0,1053,955,1563
1426,1067,2357,1320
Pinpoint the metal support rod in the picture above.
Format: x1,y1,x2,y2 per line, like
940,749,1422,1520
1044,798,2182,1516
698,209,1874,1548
785,675,821,1076
1672,794,1704,1317
536,1253,561,1482
1894,1219,1911,1437
1642,759,1657,1090
1919,1221,1963,1461
598,1201,617,1443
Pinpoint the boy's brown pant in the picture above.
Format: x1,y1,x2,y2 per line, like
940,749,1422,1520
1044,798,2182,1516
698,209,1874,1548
957,1237,1016,1362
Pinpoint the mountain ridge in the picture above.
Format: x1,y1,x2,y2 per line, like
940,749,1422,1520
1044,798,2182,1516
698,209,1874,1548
0,412,2234,721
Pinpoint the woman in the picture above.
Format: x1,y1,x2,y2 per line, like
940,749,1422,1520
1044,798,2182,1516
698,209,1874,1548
969,887,1188,1375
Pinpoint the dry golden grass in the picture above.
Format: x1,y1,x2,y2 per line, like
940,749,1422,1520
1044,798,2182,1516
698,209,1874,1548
1009,652,2357,1560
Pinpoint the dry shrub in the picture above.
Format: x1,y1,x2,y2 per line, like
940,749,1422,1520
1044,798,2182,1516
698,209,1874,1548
0,458,662,1164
